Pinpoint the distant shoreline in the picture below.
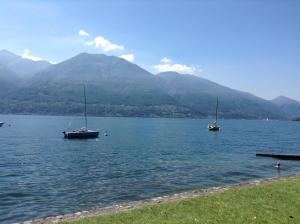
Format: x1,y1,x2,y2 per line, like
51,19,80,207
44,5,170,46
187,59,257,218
22,174,299,224
0,112,290,121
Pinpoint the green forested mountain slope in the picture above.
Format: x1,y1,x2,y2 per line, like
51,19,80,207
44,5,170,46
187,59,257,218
0,51,296,119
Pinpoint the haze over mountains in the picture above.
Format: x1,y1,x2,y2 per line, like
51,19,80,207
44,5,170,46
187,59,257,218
0,49,299,119
0,50,51,78
271,96,300,119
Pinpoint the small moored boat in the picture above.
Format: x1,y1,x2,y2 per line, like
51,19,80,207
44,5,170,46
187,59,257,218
208,97,220,131
63,127,99,139
208,121,220,131
0,122,4,127
63,85,99,139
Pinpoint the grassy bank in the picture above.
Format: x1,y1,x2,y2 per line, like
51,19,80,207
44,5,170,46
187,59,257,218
63,176,300,224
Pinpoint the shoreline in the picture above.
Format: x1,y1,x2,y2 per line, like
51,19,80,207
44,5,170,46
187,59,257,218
19,173,299,224
0,113,290,121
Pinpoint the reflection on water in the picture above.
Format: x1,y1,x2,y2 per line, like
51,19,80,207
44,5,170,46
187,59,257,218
0,115,300,223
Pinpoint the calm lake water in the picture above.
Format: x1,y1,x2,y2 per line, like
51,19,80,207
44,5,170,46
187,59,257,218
0,115,300,223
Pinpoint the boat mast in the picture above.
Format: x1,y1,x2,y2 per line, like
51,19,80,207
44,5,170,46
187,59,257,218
84,85,88,128
215,96,218,124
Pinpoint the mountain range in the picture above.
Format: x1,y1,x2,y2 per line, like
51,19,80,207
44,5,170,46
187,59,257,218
0,49,299,120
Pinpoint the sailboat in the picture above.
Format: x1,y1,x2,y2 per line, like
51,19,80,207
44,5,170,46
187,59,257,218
208,97,220,131
63,85,99,139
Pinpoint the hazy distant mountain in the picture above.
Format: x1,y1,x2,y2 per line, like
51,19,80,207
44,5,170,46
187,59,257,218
0,65,20,83
271,96,300,119
26,53,174,105
0,49,51,78
158,72,284,119
7,53,177,116
0,51,295,119
271,95,300,106
30,53,155,83
0,65,21,94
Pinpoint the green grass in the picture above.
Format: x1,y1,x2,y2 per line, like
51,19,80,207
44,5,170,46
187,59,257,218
64,177,300,224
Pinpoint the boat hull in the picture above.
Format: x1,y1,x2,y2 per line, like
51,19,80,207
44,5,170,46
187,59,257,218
63,131,99,139
0,122,3,127
208,125,220,131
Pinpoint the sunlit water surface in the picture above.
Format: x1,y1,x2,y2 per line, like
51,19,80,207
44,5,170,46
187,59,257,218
0,115,299,223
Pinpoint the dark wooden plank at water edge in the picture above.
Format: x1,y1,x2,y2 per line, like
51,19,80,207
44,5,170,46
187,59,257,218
256,153,300,160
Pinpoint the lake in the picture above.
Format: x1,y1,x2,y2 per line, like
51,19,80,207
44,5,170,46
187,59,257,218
0,115,300,223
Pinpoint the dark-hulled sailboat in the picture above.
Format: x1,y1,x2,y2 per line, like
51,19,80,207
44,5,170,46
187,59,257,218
63,85,99,139
208,97,220,131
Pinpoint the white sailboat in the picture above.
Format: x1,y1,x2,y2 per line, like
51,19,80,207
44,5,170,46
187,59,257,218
63,85,99,139
208,97,220,131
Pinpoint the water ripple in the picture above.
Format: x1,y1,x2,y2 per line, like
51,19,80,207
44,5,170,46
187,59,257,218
0,115,300,223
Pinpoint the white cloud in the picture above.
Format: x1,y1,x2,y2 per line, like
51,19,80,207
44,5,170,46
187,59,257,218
84,41,94,46
22,49,43,61
85,36,124,52
94,36,124,51
119,54,135,62
153,57,201,75
161,57,172,63
154,63,197,74
79,29,89,37
21,49,56,64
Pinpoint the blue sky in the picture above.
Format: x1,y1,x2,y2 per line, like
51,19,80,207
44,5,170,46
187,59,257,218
0,0,299,100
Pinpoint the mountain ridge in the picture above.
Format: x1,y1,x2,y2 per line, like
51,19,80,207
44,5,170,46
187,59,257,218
0,50,298,119
271,95,300,106
270,95,300,119
0,49,51,78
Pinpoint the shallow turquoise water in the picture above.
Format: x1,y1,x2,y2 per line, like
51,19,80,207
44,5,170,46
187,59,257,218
0,115,299,223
